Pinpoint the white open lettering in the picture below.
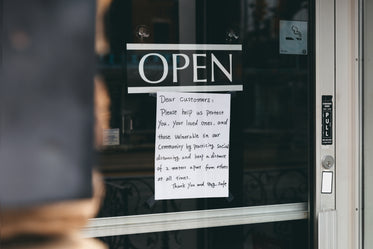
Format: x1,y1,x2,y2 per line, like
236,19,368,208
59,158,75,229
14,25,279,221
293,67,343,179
193,54,207,83
139,53,168,84
138,53,233,84
211,53,232,82
172,54,190,83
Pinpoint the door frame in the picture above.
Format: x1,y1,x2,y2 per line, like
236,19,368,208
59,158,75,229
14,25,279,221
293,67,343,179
315,0,362,248
85,0,364,248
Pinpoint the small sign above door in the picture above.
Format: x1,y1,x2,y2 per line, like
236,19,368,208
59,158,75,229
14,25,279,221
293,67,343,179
279,20,308,55
126,44,243,94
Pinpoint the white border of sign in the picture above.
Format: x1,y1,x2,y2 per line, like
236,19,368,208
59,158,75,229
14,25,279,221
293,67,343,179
128,85,243,94
127,44,242,51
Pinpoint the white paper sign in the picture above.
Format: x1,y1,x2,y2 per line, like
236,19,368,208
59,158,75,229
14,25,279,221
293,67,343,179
155,92,231,200
279,20,308,55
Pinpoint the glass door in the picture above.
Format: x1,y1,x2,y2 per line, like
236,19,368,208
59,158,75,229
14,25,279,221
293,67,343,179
88,0,314,248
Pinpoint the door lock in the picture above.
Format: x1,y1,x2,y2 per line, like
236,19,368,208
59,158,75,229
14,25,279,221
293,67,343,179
322,155,335,169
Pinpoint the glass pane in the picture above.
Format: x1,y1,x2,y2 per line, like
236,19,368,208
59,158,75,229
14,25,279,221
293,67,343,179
99,220,309,249
95,0,312,217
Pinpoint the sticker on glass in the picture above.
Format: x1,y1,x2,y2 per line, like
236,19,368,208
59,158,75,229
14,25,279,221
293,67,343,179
279,20,308,55
103,128,120,146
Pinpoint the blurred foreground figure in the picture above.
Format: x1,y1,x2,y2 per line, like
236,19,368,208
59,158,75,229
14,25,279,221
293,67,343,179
0,1,112,247
0,79,110,249
0,171,106,249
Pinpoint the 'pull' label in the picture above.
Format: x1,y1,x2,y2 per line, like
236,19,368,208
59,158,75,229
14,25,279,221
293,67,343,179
322,95,333,145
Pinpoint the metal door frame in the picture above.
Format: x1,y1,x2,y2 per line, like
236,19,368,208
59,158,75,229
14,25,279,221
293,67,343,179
85,0,364,248
315,0,362,248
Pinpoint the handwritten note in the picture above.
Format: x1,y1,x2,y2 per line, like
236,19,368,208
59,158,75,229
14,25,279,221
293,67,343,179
155,92,231,200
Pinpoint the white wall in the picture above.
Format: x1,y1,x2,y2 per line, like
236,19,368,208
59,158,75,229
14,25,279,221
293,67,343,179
364,0,373,247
